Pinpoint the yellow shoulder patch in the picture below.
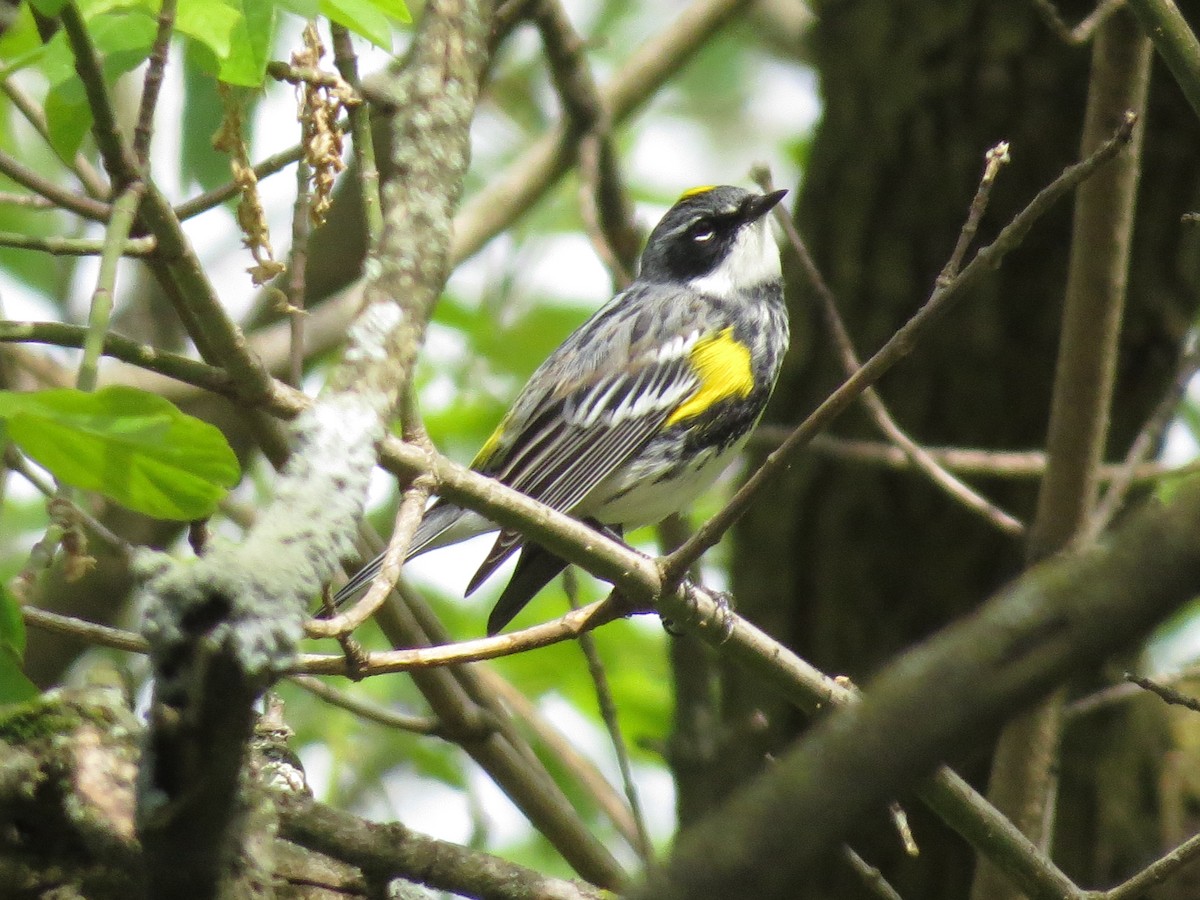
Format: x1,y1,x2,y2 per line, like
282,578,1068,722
667,327,754,425
679,185,717,200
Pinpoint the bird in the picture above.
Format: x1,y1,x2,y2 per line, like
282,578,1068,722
333,184,790,635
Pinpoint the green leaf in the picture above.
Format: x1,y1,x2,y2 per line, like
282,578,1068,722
0,387,241,520
176,0,243,61
0,651,38,706
277,0,319,17
218,0,277,86
180,46,239,191
368,0,409,22
27,0,69,14
0,6,47,72
319,0,395,49
0,585,25,659
44,82,93,159
40,9,159,156
0,582,36,706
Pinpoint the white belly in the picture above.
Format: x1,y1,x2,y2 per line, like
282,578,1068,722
582,441,745,528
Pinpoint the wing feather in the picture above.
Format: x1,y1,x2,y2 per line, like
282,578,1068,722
459,350,696,596
486,354,694,513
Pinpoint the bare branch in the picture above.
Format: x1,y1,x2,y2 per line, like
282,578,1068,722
1126,0,1200,121
0,321,236,397
1030,0,1127,46
279,794,609,900
0,231,154,256
133,0,176,166
663,114,1137,584
1102,829,1200,899
0,149,111,220
564,571,655,864
1123,672,1200,714
754,164,1024,537
1088,335,1200,537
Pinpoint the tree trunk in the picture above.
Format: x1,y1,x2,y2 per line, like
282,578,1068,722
718,2,1200,895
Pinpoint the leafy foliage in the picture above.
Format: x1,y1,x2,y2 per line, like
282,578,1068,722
0,387,240,520
0,585,37,705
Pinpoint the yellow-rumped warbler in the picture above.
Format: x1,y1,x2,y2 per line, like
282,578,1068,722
335,185,789,634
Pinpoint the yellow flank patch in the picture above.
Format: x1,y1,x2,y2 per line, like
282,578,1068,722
679,185,717,200
667,327,754,425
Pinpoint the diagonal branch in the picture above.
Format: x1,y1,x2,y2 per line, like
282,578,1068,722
973,19,1151,900
755,163,1024,537
662,113,1136,585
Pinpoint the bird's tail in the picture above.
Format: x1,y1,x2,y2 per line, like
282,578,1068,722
327,502,488,609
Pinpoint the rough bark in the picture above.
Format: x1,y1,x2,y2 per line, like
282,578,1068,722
723,2,1200,896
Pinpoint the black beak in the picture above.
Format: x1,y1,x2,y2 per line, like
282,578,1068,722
743,188,788,223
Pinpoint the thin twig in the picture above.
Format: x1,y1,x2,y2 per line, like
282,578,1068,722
753,164,1024,537
4,447,132,554
0,191,57,209
0,149,111,220
1102,829,1200,899
1087,335,1200,537
564,569,656,866
1,78,108,197
1068,662,1200,718
299,598,626,675
77,184,144,392
22,605,149,653
330,24,384,247
174,140,307,220
1030,0,1127,46
287,154,312,387
289,674,443,735
267,60,361,97
937,142,1011,284
59,4,140,188
663,114,1137,584
133,0,176,166
0,320,234,396
756,431,1190,484
888,801,919,857
1123,672,1200,714
306,472,436,639
842,846,905,900
0,230,155,256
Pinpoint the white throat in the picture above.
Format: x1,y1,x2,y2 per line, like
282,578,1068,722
688,218,781,296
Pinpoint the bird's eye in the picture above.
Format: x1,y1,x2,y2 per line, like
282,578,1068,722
691,222,715,242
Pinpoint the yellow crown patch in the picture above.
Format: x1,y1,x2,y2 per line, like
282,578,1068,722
679,185,717,200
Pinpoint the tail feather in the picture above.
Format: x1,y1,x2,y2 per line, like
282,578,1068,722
329,501,484,608
486,543,569,635
464,529,523,597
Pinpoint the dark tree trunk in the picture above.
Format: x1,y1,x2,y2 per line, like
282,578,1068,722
715,2,1200,896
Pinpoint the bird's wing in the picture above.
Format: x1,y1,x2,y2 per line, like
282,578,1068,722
456,303,700,595
482,348,697,516
461,336,700,592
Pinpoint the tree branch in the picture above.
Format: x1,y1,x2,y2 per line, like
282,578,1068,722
279,794,608,900
634,473,1200,900
1126,0,1200,121
973,19,1150,900
663,112,1136,584
132,1,494,896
